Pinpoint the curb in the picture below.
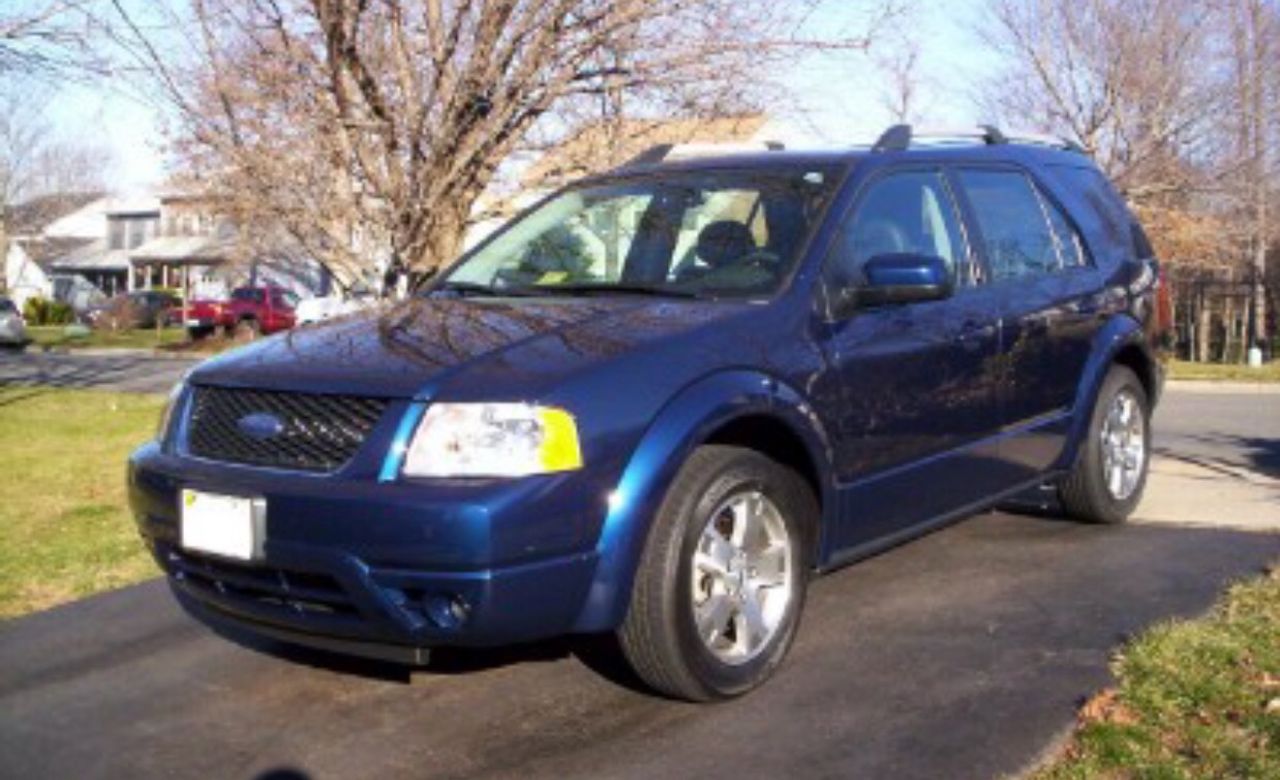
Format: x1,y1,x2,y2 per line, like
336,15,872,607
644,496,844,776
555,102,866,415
33,347,203,361
1165,379,1280,394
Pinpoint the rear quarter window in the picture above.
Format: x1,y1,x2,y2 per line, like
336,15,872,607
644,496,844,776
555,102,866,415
1045,164,1132,255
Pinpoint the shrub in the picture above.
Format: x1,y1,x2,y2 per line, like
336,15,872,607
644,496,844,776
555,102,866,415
20,297,75,325
22,296,48,324
46,302,74,325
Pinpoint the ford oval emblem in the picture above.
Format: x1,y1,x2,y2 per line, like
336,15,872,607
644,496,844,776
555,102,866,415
237,411,285,441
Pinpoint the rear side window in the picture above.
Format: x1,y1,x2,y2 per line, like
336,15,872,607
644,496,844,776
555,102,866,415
0,299,14,313
955,169,1058,279
232,289,265,303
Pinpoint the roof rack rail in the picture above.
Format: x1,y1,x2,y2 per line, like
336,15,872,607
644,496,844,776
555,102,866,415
871,124,1083,154
621,140,786,168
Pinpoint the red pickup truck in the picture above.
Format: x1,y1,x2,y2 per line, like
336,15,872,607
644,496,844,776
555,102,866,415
182,285,300,337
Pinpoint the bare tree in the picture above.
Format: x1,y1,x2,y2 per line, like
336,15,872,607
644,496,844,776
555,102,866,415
1221,0,1276,354
109,0,895,292
0,83,114,292
977,0,1217,203
0,0,112,79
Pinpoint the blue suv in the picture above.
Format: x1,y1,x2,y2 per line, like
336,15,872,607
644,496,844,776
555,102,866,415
129,125,1167,700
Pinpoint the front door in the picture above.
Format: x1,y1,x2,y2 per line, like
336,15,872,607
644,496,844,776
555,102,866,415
818,168,1007,552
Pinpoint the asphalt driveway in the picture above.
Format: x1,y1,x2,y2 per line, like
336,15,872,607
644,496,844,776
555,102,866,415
2,508,1277,779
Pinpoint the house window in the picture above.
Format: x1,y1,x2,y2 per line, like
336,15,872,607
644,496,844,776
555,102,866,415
109,219,126,250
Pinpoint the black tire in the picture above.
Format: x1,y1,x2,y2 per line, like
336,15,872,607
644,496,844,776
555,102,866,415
1058,365,1151,524
618,445,817,701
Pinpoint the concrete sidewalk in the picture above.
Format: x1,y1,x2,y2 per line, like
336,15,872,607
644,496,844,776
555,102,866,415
1135,455,1279,533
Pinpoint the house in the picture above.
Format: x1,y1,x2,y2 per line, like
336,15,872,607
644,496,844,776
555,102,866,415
128,193,328,300
8,189,329,308
47,194,159,301
465,114,777,249
2,192,107,310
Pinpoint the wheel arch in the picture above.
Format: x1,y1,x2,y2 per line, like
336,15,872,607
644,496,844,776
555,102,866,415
1061,314,1160,471
570,370,835,633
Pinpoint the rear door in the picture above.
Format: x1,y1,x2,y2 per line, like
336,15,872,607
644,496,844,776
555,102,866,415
819,167,1008,551
952,167,1103,477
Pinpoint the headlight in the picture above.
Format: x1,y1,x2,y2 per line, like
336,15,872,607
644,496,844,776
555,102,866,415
157,376,187,441
401,403,583,478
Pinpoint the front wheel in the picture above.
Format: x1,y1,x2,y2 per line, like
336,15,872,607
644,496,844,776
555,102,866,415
618,445,816,701
1058,365,1151,523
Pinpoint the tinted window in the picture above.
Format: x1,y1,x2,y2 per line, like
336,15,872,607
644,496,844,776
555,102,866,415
0,299,14,313
1039,192,1088,269
232,288,264,303
956,169,1058,279
825,170,971,290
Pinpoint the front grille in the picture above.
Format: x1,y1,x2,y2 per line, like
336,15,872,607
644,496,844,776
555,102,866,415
186,386,388,472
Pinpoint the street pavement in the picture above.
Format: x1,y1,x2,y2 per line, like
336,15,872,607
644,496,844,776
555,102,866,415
0,349,194,394
0,356,1277,780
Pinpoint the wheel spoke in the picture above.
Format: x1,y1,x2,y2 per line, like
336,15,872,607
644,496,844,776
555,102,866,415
695,534,733,576
731,494,760,550
751,544,788,587
696,593,734,641
738,590,768,649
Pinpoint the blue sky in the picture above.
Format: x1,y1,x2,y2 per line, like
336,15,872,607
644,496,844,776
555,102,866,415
41,0,998,192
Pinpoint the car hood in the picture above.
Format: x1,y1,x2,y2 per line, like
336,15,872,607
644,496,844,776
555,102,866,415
189,296,747,398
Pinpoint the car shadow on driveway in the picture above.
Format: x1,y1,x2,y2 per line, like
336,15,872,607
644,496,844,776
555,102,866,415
204,612,651,694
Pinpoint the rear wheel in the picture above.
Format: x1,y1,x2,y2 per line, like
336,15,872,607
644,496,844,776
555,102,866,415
1058,365,1150,524
618,445,816,701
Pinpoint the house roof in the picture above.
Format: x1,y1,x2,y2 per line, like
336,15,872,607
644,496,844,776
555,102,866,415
16,236,98,271
48,239,132,272
129,234,238,264
7,192,106,236
521,114,770,188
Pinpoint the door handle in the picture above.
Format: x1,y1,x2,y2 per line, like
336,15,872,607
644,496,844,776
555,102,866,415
955,320,995,350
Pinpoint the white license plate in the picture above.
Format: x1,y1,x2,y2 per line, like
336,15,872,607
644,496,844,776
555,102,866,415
180,489,264,561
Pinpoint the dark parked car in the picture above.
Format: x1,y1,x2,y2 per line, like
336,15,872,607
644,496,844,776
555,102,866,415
88,290,181,329
130,125,1167,701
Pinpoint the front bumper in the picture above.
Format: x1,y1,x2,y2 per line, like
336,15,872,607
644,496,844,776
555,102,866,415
129,441,606,657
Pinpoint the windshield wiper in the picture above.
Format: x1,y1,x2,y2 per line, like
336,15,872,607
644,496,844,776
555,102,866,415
431,282,536,298
530,283,703,299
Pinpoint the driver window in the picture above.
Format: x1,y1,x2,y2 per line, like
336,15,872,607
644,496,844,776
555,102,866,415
824,170,969,291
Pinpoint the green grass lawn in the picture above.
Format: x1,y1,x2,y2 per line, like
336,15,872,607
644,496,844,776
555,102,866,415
25,324,189,351
1168,359,1280,382
1037,564,1280,779
0,387,163,618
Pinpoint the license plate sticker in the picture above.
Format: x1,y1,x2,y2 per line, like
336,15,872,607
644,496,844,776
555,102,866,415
180,489,264,561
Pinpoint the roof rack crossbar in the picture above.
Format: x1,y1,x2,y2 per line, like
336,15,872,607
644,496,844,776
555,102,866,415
871,124,1083,154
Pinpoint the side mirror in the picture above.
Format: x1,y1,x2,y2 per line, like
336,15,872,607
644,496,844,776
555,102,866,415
854,253,954,308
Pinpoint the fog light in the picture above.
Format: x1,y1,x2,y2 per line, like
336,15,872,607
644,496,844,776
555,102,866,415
423,594,469,629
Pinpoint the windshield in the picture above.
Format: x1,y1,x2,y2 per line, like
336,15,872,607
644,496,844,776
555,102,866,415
441,166,841,298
